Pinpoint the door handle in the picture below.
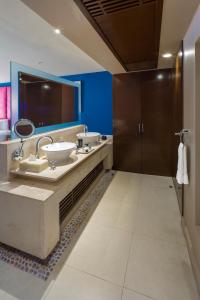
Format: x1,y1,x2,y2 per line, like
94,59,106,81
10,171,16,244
141,123,144,134
138,123,141,134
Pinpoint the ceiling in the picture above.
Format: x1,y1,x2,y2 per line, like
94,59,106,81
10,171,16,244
74,0,164,71
0,0,105,83
158,0,200,68
21,0,200,72
20,0,125,74
1,0,199,82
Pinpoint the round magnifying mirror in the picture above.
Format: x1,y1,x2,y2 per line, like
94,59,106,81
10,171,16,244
14,119,35,139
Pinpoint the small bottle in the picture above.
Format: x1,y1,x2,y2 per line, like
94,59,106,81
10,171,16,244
77,138,83,148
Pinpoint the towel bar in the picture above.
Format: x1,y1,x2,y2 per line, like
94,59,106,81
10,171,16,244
175,129,191,143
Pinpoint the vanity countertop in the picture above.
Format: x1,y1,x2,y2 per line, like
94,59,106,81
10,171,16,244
11,139,111,182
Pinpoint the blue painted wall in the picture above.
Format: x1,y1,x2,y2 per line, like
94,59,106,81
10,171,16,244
63,71,113,135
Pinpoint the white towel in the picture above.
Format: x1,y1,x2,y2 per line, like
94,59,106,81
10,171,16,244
176,142,189,185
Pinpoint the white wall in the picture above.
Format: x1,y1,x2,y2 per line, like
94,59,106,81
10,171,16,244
183,3,200,287
0,0,104,83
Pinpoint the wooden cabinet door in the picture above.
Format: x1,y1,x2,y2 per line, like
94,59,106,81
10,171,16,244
141,70,174,176
113,74,142,173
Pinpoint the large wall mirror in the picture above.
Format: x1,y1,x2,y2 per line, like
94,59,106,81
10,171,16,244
11,62,81,136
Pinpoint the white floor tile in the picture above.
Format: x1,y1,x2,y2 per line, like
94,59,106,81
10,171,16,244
139,185,180,216
88,172,141,232
0,171,198,300
141,174,173,188
0,261,49,300
45,266,122,300
0,290,18,300
122,288,154,300
125,236,199,300
134,207,185,245
89,189,139,232
101,171,142,203
66,222,132,286
135,184,184,244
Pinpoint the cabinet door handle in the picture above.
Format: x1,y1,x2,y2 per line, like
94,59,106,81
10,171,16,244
141,123,144,133
138,123,141,134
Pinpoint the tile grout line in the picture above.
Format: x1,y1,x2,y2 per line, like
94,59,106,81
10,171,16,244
120,182,142,300
120,232,135,300
42,280,56,300
66,264,124,289
132,233,187,248
124,287,158,300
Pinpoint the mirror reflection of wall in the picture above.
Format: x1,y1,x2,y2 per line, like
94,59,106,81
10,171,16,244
19,72,79,128
0,85,11,140
0,86,10,121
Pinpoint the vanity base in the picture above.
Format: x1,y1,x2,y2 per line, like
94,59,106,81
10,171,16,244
59,161,104,223
0,170,114,280
0,141,113,259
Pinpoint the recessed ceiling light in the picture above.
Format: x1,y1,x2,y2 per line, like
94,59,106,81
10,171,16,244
43,84,50,90
157,74,164,80
162,53,173,58
54,28,61,34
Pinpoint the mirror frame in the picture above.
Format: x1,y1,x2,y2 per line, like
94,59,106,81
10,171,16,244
14,119,35,139
10,62,82,138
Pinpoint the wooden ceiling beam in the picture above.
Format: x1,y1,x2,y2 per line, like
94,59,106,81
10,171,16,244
74,0,163,72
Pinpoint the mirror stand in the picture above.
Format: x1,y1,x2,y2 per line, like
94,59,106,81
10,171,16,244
12,119,35,161
12,139,26,161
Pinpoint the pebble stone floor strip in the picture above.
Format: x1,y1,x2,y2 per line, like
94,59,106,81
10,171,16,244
0,170,115,280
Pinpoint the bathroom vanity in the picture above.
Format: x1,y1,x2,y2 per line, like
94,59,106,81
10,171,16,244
0,125,113,259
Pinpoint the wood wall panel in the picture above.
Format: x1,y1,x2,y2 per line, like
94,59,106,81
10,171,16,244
141,69,174,176
113,73,142,172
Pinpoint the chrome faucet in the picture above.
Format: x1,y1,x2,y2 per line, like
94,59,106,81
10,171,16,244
84,125,88,134
35,136,53,159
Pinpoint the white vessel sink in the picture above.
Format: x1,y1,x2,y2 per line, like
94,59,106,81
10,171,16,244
76,132,100,145
41,142,76,163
